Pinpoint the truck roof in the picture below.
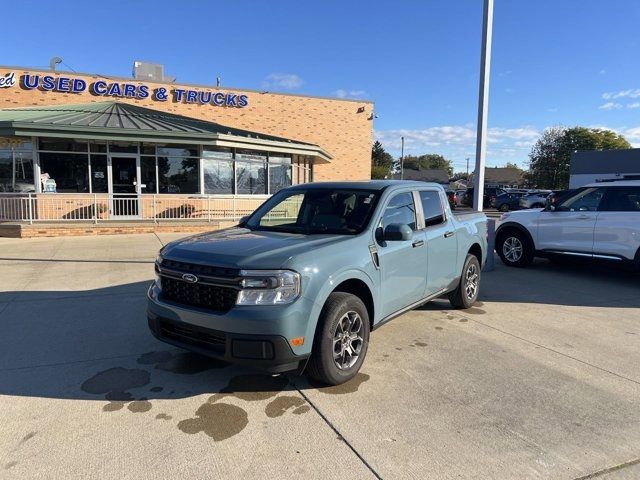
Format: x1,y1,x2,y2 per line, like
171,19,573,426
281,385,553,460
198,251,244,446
288,180,443,191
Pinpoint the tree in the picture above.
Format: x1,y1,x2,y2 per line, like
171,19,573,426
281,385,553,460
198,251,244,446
401,153,453,177
505,162,519,169
371,140,394,179
526,127,630,189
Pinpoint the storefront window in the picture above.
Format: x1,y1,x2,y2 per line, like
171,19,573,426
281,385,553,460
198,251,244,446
89,142,107,153
158,157,199,193
141,156,157,193
90,155,108,193
204,159,233,194
0,148,35,193
157,144,199,157
268,153,292,193
39,152,89,193
39,137,88,152
236,150,267,195
109,142,139,154
203,147,233,194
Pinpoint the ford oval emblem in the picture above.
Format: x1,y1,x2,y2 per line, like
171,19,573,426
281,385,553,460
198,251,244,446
181,273,198,283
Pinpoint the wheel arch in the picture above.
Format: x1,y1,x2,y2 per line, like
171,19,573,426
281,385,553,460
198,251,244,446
331,278,375,329
496,221,535,249
468,242,483,265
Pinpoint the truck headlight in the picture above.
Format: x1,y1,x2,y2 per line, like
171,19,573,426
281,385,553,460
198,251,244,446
236,270,301,305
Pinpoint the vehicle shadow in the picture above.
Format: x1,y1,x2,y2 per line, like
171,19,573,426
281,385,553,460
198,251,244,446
0,282,363,407
418,255,639,311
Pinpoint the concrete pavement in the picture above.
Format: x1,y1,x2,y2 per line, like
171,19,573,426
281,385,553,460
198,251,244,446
0,233,638,479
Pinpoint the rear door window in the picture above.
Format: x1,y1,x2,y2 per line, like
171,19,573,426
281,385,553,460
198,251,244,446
419,190,445,227
602,187,640,212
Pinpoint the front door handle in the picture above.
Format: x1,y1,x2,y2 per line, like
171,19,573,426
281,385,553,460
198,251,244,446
577,214,590,219
444,231,455,238
412,240,425,248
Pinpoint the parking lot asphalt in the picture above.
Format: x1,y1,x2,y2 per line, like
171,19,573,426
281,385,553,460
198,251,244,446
0,233,638,480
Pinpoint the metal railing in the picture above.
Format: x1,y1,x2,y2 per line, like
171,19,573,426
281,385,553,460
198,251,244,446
0,193,271,224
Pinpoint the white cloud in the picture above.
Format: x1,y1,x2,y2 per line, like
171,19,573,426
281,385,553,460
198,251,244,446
374,125,539,166
334,89,367,99
262,73,303,90
599,102,623,110
627,102,640,109
602,89,640,100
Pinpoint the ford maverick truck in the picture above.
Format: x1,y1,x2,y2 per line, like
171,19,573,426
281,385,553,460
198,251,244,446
148,181,487,385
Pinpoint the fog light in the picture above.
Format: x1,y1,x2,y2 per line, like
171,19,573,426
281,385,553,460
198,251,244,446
290,337,304,347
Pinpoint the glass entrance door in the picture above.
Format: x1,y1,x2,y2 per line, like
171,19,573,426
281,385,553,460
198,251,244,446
110,156,140,218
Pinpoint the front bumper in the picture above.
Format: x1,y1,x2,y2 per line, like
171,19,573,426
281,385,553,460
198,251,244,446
146,283,314,373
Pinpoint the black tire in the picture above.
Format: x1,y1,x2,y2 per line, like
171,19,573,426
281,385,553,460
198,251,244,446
449,254,481,309
307,292,370,386
499,203,509,212
496,229,534,267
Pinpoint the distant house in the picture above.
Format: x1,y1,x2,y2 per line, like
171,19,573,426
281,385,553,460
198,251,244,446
470,167,524,188
393,168,450,185
570,149,640,188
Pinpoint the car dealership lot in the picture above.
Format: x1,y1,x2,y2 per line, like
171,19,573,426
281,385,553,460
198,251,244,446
0,234,638,480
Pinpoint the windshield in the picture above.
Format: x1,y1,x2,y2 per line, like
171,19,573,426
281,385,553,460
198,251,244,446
244,187,381,234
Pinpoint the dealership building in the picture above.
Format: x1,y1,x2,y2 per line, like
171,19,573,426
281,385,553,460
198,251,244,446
0,63,373,236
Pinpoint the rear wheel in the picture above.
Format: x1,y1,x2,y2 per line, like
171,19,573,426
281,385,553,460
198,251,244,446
499,203,510,212
496,229,534,267
449,254,481,309
307,292,370,386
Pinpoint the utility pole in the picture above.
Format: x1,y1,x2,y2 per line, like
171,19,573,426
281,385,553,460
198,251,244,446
473,0,494,212
466,157,470,181
400,136,405,180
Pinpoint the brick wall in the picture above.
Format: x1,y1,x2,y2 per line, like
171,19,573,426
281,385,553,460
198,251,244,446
0,67,374,181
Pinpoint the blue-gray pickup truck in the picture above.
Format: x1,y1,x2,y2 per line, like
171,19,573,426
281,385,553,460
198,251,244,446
148,181,487,385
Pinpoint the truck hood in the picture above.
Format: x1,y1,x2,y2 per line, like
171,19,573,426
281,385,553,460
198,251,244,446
162,227,354,269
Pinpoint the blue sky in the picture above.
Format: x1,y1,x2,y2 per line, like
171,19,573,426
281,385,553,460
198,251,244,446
4,0,640,172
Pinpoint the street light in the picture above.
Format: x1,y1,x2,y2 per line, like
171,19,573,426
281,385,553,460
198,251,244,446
400,136,405,180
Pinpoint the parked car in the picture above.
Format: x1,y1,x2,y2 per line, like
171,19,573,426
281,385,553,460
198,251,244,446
496,181,640,269
463,187,506,208
519,191,551,209
445,190,457,210
492,192,525,212
148,181,487,385
455,189,467,206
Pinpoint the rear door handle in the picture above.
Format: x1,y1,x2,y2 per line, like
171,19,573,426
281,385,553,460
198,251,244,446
444,231,455,238
412,240,425,248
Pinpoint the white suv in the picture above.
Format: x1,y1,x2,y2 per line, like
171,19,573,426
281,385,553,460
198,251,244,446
495,181,640,269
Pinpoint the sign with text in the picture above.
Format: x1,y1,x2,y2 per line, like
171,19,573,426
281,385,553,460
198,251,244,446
1,71,249,108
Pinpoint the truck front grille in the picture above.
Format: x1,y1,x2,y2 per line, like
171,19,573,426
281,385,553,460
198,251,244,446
160,277,238,313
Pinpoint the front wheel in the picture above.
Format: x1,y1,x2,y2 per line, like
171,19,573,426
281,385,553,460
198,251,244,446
449,254,481,309
496,229,534,267
307,292,370,385
499,203,510,212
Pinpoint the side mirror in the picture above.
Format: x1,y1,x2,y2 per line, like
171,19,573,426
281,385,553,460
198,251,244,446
547,204,556,212
383,223,412,241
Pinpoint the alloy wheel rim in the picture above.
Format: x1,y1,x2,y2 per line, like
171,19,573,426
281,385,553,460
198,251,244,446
503,237,523,262
465,263,479,300
333,311,364,370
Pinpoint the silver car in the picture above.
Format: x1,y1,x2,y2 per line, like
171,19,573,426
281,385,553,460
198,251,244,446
519,191,551,209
